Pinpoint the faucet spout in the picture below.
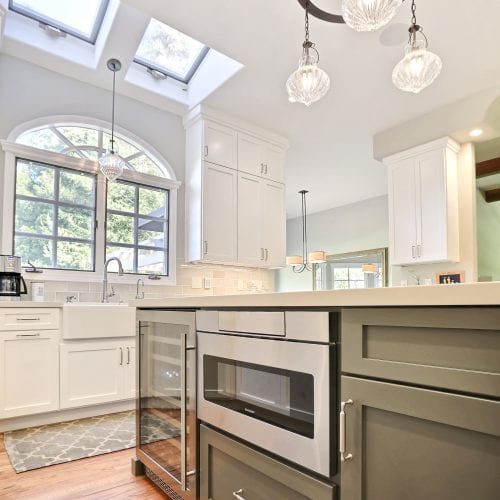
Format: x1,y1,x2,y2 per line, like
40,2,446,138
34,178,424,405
102,257,124,303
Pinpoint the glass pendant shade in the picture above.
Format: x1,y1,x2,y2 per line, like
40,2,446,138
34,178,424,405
99,149,125,181
392,40,442,93
286,50,330,106
342,0,403,32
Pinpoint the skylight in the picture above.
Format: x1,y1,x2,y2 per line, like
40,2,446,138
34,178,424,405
8,0,109,43
134,18,209,84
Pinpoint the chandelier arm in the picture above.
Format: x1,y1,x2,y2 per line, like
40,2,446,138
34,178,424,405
296,0,345,24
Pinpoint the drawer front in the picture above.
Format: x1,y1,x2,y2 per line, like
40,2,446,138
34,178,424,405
341,308,500,397
200,425,336,500
218,311,285,336
0,308,60,331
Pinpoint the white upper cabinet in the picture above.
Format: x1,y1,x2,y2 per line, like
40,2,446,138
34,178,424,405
185,106,288,267
203,120,237,169
385,137,460,266
238,133,285,182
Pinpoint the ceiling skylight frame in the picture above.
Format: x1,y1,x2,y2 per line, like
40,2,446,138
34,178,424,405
8,0,110,44
134,45,210,85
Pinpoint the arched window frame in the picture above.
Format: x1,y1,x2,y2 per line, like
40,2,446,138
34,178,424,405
1,116,181,285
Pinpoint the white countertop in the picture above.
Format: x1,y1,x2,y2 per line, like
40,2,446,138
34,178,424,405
0,301,62,308
131,282,500,308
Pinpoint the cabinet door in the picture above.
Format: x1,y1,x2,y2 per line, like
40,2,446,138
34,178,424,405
262,143,285,183
123,343,136,399
60,340,125,409
202,162,238,263
416,149,449,263
0,330,59,418
204,120,237,169
238,133,263,177
340,376,500,500
389,159,418,265
261,179,286,268
237,172,264,265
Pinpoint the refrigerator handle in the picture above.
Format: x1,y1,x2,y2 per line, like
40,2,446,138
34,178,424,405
180,331,188,491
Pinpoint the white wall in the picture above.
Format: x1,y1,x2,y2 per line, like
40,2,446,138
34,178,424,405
477,192,500,281
276,195,388,292
391,144,478,285
0,54,274,297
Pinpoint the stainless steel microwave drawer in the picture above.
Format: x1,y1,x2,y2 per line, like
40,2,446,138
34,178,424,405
341,307,500,398
200,425,336,500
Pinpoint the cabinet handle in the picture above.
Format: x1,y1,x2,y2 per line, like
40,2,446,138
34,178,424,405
265,248,269,261
203,240,208,255
16,333,40,338
260,248,264,260
127,347,130,365
264,164,268,175
417,245,422,258
204,145,208,157
16,317,41,321
180,332,188,491
411,245,416,259
232,489,247,500
340,399,354,462
119,347,123,366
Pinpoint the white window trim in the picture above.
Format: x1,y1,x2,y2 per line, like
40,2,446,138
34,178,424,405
1,140,180,286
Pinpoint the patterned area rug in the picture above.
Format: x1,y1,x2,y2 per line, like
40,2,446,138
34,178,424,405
4,410,178,473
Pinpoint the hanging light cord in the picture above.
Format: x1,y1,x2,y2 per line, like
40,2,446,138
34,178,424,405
110,65,116,153
301,190,308,264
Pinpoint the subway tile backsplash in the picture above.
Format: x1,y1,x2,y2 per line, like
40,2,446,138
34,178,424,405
24,264,275,303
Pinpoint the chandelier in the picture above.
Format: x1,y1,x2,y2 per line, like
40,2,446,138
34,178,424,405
392,0,442,93
286,190,326,273
98,58,126,182
286,2,330,106
290,0,442,98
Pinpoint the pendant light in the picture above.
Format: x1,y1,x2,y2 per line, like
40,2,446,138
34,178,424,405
286,190,326,273
392,0,442,93
342,0,403,32
99,58,125,181
286,2,330,106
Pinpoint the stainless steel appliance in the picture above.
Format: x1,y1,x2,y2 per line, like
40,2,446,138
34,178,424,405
197,310,337,478
135,309,197,499
0,255,27,300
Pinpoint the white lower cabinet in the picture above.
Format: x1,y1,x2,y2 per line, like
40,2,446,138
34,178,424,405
60,339,136,409
0,330,59,419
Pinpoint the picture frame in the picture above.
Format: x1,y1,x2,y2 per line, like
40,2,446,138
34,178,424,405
436,270,465,284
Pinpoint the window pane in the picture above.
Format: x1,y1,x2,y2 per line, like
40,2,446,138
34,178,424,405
334,268,348,280
15,236,52,267
83,150,99,161
107,182,135,212
107,213,135,244
106,246,135,273
103,133,139,158
57,126,99,148
138,219,165,248
128,155,164,177
17,128,67,153
57,241,93,271
349,268,364,280
15,199,54,235
139,187,167,217
10,0,106,39
16,160,55,199
59,170,95,207
135,18,207,81
58,207,93,240
138,248,165,274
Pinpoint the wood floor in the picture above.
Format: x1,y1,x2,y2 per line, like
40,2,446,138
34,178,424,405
0,434,166,499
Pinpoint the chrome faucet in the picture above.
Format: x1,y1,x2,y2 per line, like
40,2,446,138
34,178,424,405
135,278,145,299
102,257,124,303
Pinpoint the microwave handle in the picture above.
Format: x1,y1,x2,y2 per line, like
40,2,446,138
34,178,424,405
180,331,187,491
19,276,28,295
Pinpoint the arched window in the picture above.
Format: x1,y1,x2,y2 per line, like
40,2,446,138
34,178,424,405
1,118,179,283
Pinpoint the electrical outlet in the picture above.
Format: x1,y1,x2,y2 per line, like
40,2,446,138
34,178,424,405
191,277,202,289
204,277,212,289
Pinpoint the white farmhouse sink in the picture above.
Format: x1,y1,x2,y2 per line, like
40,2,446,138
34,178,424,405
62,303,135,339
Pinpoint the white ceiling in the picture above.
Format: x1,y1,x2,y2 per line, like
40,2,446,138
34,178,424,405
3,0,500,218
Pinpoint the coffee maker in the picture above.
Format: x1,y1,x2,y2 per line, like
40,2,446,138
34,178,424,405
0,255,27,301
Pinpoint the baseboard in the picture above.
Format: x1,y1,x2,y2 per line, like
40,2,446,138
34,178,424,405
0,400,135,432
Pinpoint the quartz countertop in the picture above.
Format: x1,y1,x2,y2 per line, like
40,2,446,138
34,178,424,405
0,301,62,308
131,281,500,309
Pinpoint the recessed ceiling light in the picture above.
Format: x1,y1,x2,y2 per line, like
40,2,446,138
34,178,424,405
469,128,483,138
